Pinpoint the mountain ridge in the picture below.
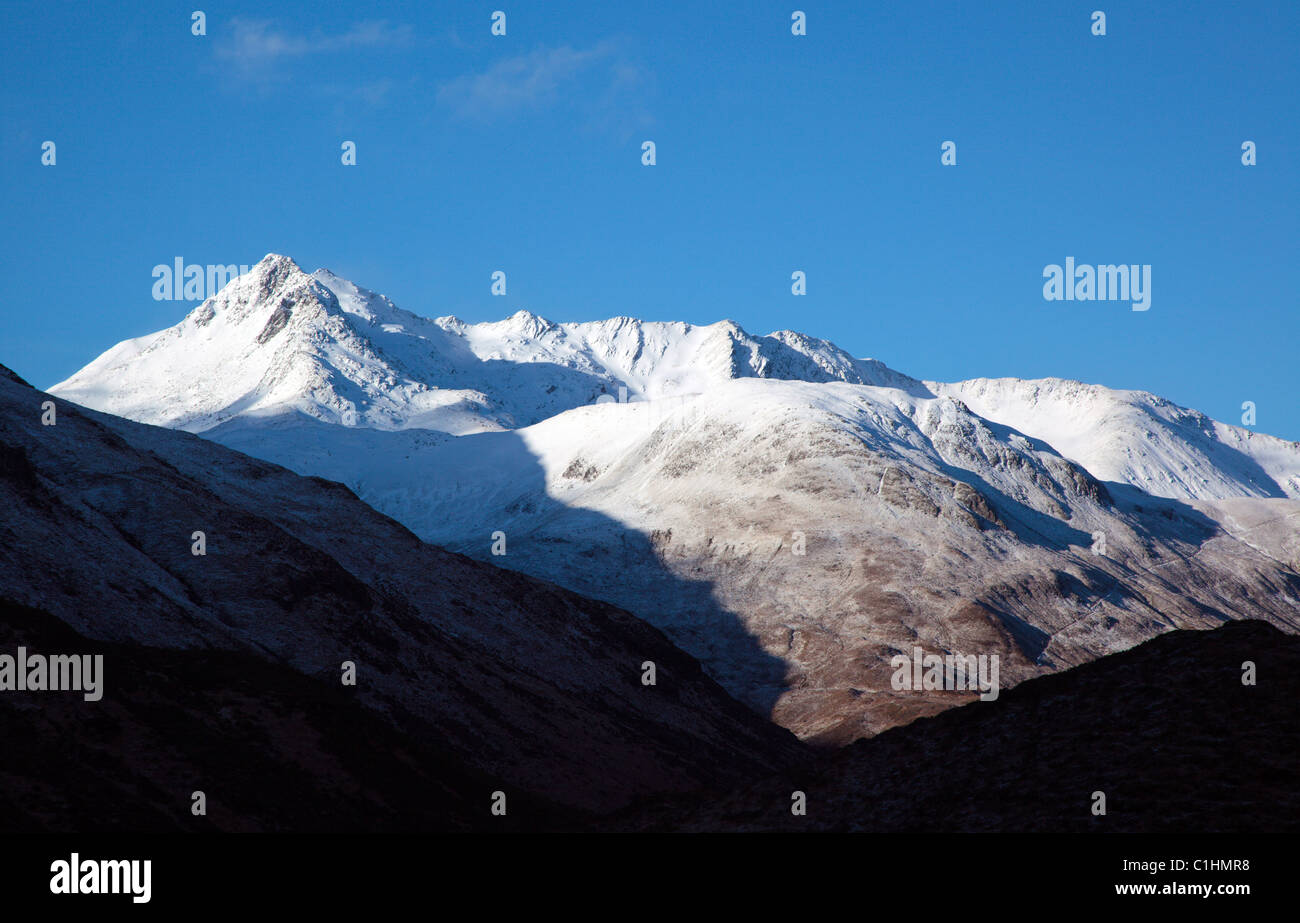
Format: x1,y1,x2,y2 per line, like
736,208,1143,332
52,253,1300,502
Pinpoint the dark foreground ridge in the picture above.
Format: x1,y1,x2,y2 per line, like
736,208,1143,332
0,595,571,832
621,619,1300,832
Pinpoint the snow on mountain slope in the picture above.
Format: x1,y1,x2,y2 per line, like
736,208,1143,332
349,378,1111,548
931,378,1300,501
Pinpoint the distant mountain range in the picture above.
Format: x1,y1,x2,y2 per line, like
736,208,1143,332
50,254,1300,743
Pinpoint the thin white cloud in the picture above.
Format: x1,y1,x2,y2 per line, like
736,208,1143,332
437,42,629,118
215,18,414,74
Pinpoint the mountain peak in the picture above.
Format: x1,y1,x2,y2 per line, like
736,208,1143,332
246,252,310,291
180,252,325,333
241,252,306,290
257,252,300,267
478,309,555,340
509,307,553,326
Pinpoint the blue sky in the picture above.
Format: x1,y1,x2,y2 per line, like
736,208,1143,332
3,0,1298,437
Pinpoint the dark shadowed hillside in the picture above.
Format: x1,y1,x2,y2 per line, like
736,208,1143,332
0,596,580,832
621,620,1300,832
0,365,805,829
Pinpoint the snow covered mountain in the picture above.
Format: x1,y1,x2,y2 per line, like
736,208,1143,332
54,254,922,436
54,254,1300,501
50,254,1300,741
